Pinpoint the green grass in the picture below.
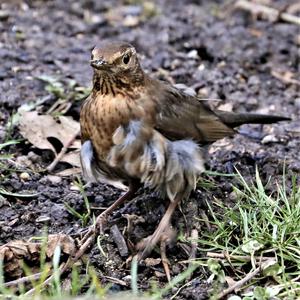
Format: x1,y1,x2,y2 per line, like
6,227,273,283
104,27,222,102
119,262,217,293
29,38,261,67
1,169,299,299
36,74,91,117
194,168,300,299
0,139,26,183
0,139,20,162
64,177,91,226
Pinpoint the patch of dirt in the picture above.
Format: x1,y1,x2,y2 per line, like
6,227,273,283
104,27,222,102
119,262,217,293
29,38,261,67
0,0,299,298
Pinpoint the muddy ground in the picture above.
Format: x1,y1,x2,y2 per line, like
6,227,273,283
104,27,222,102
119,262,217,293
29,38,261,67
0,0,299,299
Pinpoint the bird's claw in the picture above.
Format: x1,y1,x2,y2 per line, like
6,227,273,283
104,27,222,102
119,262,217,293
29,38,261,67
160,239,171,282
135,226,176,281
95,213,108,234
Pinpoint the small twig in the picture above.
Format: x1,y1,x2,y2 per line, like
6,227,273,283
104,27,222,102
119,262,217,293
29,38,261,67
189,230,198,261
64,234,96,273
216,265,261,299
200,211,212,232
187,229,198,280
24,263,65,296
110,224,128,257
287,3,300,15
271,70,300,86
46,129,80,172
90,206,108,210
170,279,194,300
178,243,192,257
206,251,271,263
102,275,128,286
79,222,96,247
178,203,188,231
235,0,300,25
4,272,43,287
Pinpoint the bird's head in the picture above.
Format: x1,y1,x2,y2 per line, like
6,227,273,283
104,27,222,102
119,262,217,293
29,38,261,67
90,41,143,86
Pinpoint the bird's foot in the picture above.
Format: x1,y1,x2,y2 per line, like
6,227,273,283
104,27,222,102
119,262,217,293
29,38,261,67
79,213,108,247
79,226,95,247
94,212,108,234
160,236,172,282
136,225,176,282
78,184,139,248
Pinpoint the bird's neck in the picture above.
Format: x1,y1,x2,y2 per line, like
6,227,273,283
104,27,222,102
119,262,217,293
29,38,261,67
92,70,145,96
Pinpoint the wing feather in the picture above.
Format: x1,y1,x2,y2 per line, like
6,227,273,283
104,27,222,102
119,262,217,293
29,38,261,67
144,80,235,143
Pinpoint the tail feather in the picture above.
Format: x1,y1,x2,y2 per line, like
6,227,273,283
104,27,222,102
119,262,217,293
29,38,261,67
215,110,290,128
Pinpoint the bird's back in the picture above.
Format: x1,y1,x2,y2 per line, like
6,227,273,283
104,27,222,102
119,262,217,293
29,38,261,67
145,76,289,144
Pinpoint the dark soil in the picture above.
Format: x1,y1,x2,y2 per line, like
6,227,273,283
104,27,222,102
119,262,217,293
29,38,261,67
0,0,299,299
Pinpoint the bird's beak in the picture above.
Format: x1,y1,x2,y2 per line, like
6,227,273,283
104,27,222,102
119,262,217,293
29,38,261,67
90,59,107,69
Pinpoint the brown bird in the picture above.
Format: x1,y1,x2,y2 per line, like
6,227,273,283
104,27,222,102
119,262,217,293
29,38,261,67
80,41,289,260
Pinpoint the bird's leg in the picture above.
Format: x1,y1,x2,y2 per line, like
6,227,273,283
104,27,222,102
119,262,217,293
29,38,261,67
96,183,138,233
160,234,171,282
138,194,182,260
80,182,139,246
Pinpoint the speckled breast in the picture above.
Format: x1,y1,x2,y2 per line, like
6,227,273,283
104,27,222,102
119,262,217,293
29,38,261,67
80,92,135,162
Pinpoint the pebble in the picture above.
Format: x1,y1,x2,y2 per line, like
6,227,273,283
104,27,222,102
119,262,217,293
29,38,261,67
198,63,205,71
228,191,238,201
70,184,81,191
261,134,278,144
1,225,11,233
248,97,258,106
28,151,40,163
0,10,10,21
20,172,30,181
187,49,198,59
248,75,260,85
95,195,105,203
46,175,62,184
122,275,132,282
0,195,8,208
295,98,300,109
123,15,139,27
36,215,51,223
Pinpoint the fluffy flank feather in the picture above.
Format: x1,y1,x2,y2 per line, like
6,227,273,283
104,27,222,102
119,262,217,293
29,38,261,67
81,140,127,190
80,140,97,182
108,121,205,201
164,140,204,200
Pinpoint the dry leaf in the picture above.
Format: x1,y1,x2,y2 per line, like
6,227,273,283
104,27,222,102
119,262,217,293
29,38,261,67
144,257,161,266
0,234,76,279
19,111,80,154
18,111,81,169
55,167,81,177
60,149,81,167
46,234,76,257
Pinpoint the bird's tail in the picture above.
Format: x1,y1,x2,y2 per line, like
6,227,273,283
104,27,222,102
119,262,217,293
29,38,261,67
215,110,291,128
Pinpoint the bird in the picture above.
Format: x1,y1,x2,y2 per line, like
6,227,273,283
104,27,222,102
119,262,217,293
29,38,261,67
79,41,290,261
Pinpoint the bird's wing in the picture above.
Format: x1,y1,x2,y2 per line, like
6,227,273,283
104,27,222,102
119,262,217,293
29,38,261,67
145,80,235,143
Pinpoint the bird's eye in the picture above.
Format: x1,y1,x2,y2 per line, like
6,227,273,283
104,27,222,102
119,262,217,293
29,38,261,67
123,54,130,64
